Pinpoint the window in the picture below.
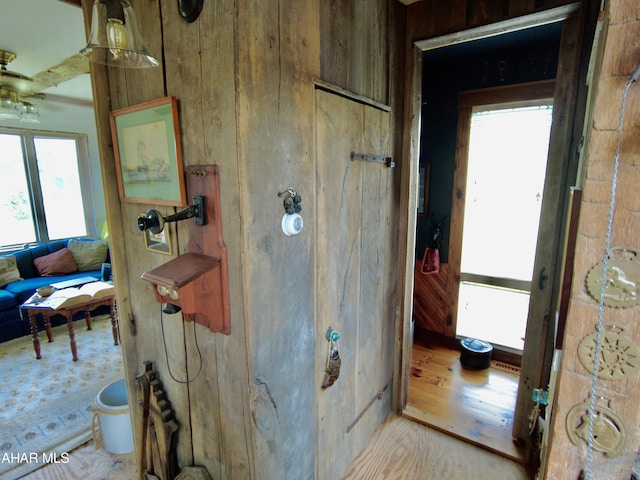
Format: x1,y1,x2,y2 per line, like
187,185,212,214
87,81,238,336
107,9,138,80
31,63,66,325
456,101,553,351
0,129,90,250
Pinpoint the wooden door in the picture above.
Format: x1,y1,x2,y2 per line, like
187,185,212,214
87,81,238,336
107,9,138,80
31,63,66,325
315,87,395,479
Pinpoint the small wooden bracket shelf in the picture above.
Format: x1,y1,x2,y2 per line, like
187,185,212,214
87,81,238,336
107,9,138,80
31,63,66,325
141,165,230,335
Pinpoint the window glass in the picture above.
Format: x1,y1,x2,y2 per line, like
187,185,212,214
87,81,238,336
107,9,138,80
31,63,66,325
34,137,87,240
0,130,89,250
460,105,553,280
0,133,36,246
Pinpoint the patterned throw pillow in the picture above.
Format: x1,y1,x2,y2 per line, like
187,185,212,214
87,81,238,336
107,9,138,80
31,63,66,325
0,256,23,288
33,248,79,276
67,239,109,272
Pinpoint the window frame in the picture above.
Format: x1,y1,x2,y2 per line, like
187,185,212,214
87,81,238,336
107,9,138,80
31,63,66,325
0,126,92,251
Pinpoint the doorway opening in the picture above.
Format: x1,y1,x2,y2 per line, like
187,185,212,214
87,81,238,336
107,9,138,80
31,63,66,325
407,84,556,462
456,101,553,352
401,7,582,465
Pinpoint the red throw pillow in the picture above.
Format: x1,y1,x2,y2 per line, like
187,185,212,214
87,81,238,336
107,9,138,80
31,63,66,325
33,248,79,276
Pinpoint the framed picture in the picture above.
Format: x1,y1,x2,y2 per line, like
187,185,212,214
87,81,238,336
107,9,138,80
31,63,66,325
110,96,186,206
418,163,430,216
144,225,172,255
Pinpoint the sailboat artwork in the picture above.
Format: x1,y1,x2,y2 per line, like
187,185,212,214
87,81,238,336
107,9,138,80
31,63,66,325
110,96,187,207
123,122,172,184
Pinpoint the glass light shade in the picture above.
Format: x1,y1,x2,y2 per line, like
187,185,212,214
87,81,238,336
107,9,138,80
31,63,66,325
80,0,159,68
0,90,20,120
19,102,40,123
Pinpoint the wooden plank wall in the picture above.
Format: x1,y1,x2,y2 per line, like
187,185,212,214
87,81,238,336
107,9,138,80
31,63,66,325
84,0,404,479
237,1,319,479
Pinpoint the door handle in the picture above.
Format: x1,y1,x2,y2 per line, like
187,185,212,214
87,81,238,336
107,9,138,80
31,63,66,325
539,267,548,290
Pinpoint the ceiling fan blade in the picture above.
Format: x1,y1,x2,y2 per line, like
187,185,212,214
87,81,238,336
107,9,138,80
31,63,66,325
30,53,90,92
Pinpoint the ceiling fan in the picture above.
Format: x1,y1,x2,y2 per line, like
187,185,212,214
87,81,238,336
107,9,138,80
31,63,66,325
0,49,89,122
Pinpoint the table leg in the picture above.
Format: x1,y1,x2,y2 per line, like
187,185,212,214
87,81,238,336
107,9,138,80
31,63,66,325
64,313,78,361
43,315,53,343
28,312,42,360
84,311,93,330
110,299,119,345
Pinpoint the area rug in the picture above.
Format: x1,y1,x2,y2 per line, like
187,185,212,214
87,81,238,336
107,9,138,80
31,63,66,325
0,315,125,480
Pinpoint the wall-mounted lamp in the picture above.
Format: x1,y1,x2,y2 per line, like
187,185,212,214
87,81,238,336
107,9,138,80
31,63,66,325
80,0,159,68
137,196,206,234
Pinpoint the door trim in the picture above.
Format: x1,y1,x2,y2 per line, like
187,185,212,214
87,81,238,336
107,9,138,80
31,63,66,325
394,2,594,472
414,3,579,53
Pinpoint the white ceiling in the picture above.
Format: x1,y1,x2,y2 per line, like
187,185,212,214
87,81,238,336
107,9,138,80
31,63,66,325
1,0,93,106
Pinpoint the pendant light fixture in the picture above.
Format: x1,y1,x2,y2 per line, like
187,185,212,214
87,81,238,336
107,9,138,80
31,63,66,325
0,51,40,123
80,0,159,68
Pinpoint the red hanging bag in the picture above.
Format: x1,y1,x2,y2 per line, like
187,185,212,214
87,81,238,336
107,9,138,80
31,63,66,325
421,246,440,275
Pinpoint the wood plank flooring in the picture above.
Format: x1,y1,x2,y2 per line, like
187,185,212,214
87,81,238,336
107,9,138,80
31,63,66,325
23,341,525,480
20,441,136,480
406,339,524,462
342,414,528,479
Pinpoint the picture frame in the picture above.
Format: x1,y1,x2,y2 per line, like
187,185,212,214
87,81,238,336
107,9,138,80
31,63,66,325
110,96,187,206
418,163,430,216
144,225,173,255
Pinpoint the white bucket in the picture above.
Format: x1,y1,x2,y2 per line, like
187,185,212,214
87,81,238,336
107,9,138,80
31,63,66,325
91,379,134,454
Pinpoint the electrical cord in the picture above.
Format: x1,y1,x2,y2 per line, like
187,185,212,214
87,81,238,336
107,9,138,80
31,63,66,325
159,304,203,384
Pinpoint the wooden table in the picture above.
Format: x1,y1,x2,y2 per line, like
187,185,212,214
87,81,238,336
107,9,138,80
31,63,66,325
20,294,118,361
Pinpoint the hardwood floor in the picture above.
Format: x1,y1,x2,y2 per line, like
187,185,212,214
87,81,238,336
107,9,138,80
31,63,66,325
406,338,524,463
20,441,136,480
24,339,525,480
342,414,528,479
26,416,528,480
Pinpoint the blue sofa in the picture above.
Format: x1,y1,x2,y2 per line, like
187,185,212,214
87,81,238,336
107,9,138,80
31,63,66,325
0,239,110,343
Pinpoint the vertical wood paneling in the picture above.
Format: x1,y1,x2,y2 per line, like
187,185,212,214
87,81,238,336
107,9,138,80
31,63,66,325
157,0,207,469
466,0,510,27
236,1,319,478
315,89,363,480
356,105,393,451
87,0,401,478
320,0,390,104
84,0,196,472
315,88,395,479
320,0,351,89
196,0,253,476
